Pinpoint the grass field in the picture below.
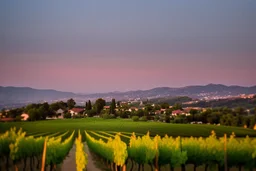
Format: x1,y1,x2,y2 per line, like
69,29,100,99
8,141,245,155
1,118,256,138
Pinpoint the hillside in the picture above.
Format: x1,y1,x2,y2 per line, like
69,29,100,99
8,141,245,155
1,84,256,109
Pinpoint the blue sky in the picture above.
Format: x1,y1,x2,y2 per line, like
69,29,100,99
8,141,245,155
0,0,256,93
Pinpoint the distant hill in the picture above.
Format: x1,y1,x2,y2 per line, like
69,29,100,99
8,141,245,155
1,84,256,109
0,86,76,108
86,84,256,100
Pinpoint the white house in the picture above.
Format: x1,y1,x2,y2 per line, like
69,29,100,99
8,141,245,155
69,108,84,117
21,113,29,121
56,109,64,118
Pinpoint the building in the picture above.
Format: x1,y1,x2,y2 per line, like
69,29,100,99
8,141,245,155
103,106,110,110
56,109,65,118
128,107,138,112
172,110,184,116
69,108,84,117
21,113,29,121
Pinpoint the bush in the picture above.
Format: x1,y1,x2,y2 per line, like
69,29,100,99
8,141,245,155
87,109,97,117
102,114,116,119
64,112,71,119
132,116,139,122
139,116,147,121
154,115,160,121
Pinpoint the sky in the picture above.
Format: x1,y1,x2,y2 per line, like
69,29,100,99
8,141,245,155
0,0,256,93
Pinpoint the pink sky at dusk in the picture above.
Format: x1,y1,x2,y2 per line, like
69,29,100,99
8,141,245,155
1,1,256,93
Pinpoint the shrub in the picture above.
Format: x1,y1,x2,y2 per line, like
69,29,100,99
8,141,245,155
132,116,139,122
139,116,147,121
102,114,116,119
64,112,71,119
154,115,160,121
87,109,97,117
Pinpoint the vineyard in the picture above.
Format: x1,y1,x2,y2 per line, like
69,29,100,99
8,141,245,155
1,126,256,171
0,128,87,171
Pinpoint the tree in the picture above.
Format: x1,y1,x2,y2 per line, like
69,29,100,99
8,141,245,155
67,98,76,109
145,104,154,112
1,108,6,118
172,103,182,110
95,98,106,114
110,99,116,115
165,113,171,123
87,109,97,117
28,108,40,121
7,108,23,118
190,109,198,121
64,112,71,119
88,100,92,110
85,102,88,110
136,109,144,117
50,102,60,111
119,111,130,118
154,104,161,111
85,100,92,111
234,107,247,116
161,103,170,109
117,101,121,107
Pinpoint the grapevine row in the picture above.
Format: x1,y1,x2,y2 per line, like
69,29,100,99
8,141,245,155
86,130,256,170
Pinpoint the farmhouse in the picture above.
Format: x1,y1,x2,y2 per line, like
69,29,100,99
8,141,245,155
172,110,184,116
0,118,15,122
56,108,65,118
21,113,29,121
128,107,138,112
103,106,110,110
69,108,84,116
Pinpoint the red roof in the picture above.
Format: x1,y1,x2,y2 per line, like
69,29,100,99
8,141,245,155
70,108,84,113
172,110,183,115
0,118,15,122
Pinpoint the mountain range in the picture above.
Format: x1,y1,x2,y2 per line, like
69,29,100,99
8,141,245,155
1,84,256,109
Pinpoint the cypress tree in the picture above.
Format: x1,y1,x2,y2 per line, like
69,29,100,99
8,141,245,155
88,100,92,110
110,99,116,115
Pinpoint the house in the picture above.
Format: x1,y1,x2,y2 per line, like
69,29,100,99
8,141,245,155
120,102,128,107
172,110,184,116
21,113,29,121
128,107,138,112
56,109,64,118
103,106,110,110
69,108,84,117
0,118,15,122
160,109,166,114
155,110,161,115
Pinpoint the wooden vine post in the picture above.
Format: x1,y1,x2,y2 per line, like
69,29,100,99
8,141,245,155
41,137,48,171
224,134,227,171
155,139,159,171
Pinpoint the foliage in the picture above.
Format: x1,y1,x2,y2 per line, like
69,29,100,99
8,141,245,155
85,131,128,166
102,114,116,119
86,109,97,117
149,96,192,105
67,98,76,109
139,116,147,121
155,135,187,167
64,112,72,119
75,130,87,171
94,98,106,114
128,132,157,165
45,131,75,166
85,100,92,111
132,116,139,122
110,98,116,115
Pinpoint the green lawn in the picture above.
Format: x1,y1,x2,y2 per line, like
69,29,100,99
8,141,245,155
0,118,256,137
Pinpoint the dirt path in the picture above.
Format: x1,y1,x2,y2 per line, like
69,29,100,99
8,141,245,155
61,142,107,171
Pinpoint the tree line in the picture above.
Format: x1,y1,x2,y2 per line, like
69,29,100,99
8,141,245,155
1,97,256,129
